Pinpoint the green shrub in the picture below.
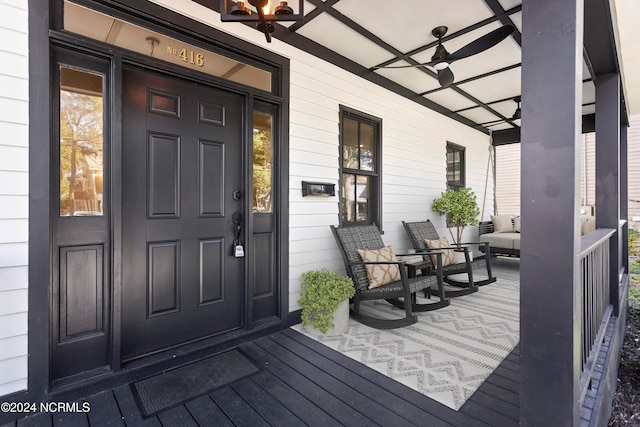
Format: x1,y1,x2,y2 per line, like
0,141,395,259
630,260,640,275
298,269,355,334
629,229,640,257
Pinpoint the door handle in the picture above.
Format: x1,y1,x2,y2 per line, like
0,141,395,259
232,211,242,225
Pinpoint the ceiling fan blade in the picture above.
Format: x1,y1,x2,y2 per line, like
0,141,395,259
372,62,432,69
438,67,454,88
445,25,515,63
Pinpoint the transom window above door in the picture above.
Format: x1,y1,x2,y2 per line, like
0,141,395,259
63,1,273,93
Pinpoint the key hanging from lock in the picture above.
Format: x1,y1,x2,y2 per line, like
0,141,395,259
232,212,244,258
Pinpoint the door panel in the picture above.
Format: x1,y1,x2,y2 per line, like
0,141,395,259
122,68,244,360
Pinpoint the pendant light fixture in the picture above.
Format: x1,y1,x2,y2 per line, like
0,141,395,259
220,0,304,42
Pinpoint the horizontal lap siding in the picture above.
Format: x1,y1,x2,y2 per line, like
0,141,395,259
287,55,492,310
147,0,494,311
496,144,521,216
0,0,29,396
629,115,640,222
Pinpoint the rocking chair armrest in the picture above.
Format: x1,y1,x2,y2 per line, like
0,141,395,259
397,249,443,257
458,242,493,253
410,250,444,269
348,260,407,267
437,245,472,251
458,241,491,247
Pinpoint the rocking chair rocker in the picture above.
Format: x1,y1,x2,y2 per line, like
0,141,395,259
402,220,497,298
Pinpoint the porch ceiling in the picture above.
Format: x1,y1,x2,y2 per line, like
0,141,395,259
201,0,639,138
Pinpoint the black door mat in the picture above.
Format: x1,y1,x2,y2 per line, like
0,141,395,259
133,349,259,416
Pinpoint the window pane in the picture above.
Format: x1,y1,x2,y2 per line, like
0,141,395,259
59,66,104,216
253,111,273,213
359,122,374,171
446,145,464,187
355,175,370,222
342,117,359,169
341,174,356,222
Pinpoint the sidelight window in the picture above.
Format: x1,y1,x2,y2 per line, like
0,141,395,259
59,66,105,216
253,107,274,213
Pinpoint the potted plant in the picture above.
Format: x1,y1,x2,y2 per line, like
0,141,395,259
298,269,355,334
431,187,480,251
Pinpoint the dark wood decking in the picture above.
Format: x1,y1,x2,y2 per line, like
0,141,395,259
4,259,521,427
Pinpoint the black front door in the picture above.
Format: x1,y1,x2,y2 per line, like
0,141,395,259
121,68,245,360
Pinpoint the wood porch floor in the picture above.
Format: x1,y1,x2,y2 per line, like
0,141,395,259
6,259,521,427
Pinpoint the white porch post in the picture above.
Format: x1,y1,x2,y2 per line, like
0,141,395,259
520,0,583,425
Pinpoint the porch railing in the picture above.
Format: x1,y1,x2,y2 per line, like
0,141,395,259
578,227,615,404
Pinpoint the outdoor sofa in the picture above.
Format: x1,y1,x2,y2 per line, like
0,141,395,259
478,211,596,258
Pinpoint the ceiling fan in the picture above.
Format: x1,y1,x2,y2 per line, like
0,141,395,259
375,24,515,88
483,96,521,127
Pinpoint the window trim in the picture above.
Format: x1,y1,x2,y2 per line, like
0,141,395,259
446,141,466,191
339,105,382,227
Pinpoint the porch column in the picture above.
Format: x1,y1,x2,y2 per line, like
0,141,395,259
520,0,583,425
595,73,620,315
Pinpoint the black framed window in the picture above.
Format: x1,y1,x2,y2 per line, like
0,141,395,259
446,142,465,190
340,106,381,225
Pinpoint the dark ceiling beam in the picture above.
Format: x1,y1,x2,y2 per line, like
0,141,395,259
274,28,486,133
584,0,618,75
204,0,526,135
420,64,522,129
492,113,601,145
287,0,340,32
584,0,629,122
299,0,443,85
482,0,522,46
373,5,522,69
456,94,518,113
492,128,520,145
420,63,521,96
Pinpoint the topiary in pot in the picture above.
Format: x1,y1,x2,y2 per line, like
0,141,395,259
298,269,355,334
432,187,480,246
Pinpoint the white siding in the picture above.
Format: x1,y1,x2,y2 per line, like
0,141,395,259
149,0,494,311
0,0,29,396
495,144,521,216
496,114,640,222
629,115,640,222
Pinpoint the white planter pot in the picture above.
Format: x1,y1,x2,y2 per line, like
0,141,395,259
302,299,350,335
331,299,350,334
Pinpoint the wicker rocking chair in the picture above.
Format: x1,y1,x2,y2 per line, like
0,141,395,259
402,220,497,298
330,224,449,329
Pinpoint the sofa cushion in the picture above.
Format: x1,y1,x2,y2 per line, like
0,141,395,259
512,234,521,250
479,232,518,250
491,215,514,233
514,216,521,233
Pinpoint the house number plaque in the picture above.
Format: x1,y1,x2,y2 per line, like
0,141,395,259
166,45,205,67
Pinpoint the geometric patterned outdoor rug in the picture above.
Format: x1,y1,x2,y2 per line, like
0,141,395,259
293,277,519,410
